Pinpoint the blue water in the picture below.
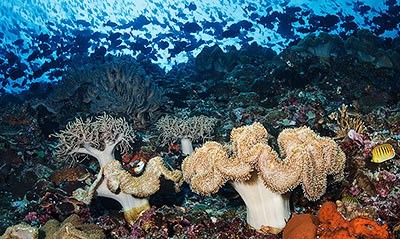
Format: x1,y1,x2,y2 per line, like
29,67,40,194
0,0,399,94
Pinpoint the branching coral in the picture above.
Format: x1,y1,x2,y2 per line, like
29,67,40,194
156,115,217,155
53,113,135,167
52,113,182,224
329,104,366,139
182,122,345,233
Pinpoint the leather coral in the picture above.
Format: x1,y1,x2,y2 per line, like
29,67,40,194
52,113,182,224
182,122,346,233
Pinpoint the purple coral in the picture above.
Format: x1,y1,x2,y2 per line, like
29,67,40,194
375,171,399,198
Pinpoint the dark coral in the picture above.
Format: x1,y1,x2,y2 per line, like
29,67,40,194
32,55,166,126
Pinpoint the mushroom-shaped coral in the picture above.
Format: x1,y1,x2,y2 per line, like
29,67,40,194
156,115,217,155
52,113,182,224
182,122,345,233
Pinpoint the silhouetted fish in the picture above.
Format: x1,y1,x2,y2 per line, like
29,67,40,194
121,33,131,40
182,22,202,33
49,69,64,78
158,41,169,50
169,40,187,57
108,32,122,41
6,52,19,65
90,46,107,59
132,15,150,30
130,37,150,52
222,20,253,38
187,2,197,11
13,39,24,46
308,14,339,31
104,20,118,27
76,19,91,27
33,69,44,78
38,43,50,51
110,39,123,48
37,33,50,42
8,67,25,80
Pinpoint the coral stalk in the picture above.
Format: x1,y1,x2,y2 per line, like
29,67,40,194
231,173,290,231
96,179,150,224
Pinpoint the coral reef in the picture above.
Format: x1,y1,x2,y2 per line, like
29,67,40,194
128,201,279,239
290,30,400,71
83,55,165,125
344,29,400,70
52,113,135,166
182,122,345,233
49,166,90,186
52,113,182,224
195,44,237,73
291,32,345,59
0,28,399,238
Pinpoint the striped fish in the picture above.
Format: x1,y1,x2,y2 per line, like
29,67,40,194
371,144,395,163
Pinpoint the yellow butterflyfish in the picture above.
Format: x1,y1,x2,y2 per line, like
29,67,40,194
371,144,395,163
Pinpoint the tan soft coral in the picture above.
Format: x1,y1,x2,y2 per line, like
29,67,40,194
1,223,39,239
1,215,105,239
182,122,346,233
156,115,217,155
53,113,182,224
41,214,105,239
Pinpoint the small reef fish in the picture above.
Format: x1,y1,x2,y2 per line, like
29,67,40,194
371,143,395,163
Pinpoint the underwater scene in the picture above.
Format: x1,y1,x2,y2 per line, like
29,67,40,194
0,0,399,238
